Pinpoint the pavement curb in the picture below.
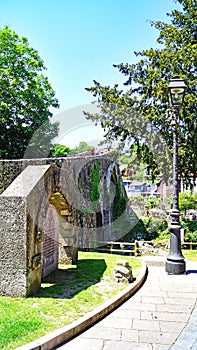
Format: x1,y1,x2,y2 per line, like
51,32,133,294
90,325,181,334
15,261,148,350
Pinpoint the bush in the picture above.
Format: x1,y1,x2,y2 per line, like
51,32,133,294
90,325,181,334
180,219,197,242
142,216,168,240
121,216,168,241
179,193,197,214
49,144,73,157
184,231,197,243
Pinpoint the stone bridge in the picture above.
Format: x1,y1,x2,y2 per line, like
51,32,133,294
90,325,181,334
0,156,128,297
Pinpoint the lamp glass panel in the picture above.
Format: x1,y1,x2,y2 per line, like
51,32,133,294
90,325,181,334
171,92,183,105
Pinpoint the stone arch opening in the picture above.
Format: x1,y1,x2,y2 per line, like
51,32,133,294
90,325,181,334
48,192,78,266
96,212,103,228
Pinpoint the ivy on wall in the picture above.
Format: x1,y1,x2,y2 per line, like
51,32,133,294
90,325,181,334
111,176,127,221
90,161,100,203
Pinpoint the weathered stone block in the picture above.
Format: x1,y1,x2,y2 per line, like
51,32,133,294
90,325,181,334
114,259,134,283
0,165,51,296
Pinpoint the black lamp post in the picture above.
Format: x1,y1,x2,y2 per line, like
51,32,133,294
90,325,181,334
165,76,187,275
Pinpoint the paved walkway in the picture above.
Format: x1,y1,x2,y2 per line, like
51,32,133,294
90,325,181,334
56,259,197,350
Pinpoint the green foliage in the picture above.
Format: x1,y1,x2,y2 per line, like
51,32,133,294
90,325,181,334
72,141,93,154
119,149,145,180
181,218,197,242
135,169,144,181
49,144,73,157
155,228,170,242
179,192,197,214
119,155,133,164
181,218,197,243
120,218,147,242
131,196,146,208
146,196,161,209
122,216,169,241
141,216,168,241
131,195,170,211
86,0,197,186
111,177,127,221
184,231,197,243
119,150,138,165
0,26,59,159
183,219,197,232
90,162,100,202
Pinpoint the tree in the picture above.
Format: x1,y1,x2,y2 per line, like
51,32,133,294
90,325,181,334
0,26,59,159
119,149,143,179
72,141,93,154
49,144,73,157
179,192,197,214
86,0,197,187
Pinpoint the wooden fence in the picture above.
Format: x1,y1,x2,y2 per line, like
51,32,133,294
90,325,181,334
92,240,197,257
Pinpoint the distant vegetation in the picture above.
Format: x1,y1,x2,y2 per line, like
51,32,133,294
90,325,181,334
49,144,73,157
71,141,93,154
49,141,94,157
123,192,197,243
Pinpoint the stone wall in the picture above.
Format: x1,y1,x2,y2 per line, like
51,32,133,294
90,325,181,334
0,155,126,245
0,165,53,297
0,156,127,297
0,196,27,296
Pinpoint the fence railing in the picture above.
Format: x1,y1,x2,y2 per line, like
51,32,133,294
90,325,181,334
96,241,137,256
181,242,197,250
90,240,197,257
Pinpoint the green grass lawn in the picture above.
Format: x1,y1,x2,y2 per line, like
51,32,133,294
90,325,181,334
182,249,197,262
164,249,197,262
0,252,142,350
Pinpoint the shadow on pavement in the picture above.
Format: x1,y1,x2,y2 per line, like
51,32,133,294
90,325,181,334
186,269,197,275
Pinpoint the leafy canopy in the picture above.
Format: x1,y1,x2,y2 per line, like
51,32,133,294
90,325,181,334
179,192,197,213
86,0,197,187
49,144,73,157
0,26,59,159
72,141,93,154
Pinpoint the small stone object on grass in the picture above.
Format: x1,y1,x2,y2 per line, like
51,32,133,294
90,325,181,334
114,259,134,283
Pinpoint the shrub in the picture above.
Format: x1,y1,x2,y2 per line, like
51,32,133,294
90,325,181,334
180,219,197,242
121,216,168,241
184,231,197,243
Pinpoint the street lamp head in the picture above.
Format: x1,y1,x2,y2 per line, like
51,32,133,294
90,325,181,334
168,76,186,108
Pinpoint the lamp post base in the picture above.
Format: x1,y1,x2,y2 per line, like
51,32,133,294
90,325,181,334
165,259,186,275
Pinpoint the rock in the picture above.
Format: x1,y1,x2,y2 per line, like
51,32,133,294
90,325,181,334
114,259,134,283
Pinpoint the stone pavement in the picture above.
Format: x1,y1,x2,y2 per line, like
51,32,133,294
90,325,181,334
56,259,197,350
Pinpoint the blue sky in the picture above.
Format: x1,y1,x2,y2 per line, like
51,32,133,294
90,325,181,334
0,0,181,147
